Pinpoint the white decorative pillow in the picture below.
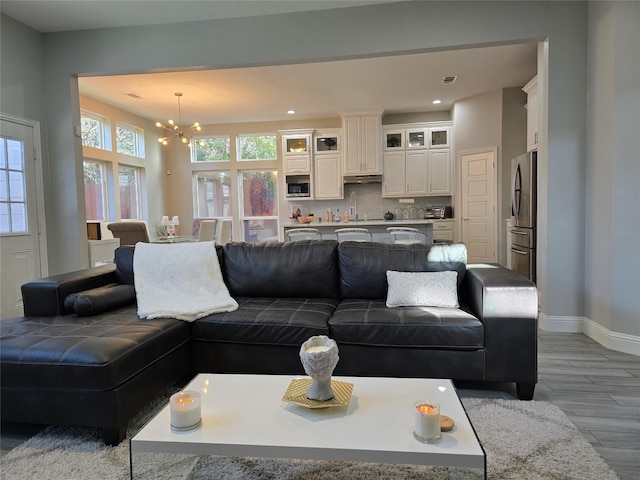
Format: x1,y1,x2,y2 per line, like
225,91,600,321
386,270,459,308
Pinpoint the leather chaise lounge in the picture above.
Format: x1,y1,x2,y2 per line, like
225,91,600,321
0,240,538,445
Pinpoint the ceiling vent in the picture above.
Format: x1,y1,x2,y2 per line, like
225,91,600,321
442,76,458,85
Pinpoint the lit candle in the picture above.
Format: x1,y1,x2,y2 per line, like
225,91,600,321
305,345,331,354
414,401,441,443
170,391,201,430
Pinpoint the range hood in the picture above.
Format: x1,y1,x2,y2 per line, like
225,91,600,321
343,175,382,184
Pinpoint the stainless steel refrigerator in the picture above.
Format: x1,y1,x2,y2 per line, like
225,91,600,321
510,152,537,282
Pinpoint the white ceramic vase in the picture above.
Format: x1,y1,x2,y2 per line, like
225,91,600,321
299,335,339,401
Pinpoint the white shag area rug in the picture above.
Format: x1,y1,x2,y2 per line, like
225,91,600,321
1,395,618,480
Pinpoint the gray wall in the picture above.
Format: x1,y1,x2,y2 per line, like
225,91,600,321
585,2,640,341
2,2,637,345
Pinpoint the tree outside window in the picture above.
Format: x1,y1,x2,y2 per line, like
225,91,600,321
238,135,276,161
193,137,230,162
116,124,138,156
81,115,103,149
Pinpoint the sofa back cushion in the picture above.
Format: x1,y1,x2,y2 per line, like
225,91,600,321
114,244,225,287
114,246,135,284
222,240,340,299
338,242,467,299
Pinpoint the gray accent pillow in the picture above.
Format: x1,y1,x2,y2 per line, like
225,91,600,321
386,270,459,308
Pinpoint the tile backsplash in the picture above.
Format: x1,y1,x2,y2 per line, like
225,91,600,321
288,183,452,220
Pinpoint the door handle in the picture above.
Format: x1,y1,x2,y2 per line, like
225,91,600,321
463,217,469,221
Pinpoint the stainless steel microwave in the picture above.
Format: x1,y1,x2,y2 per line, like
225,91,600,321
286,182,310,198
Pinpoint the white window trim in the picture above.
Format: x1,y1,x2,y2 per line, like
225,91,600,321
115,121,145,158
80,110,112,151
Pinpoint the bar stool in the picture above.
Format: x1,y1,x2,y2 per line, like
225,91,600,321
387,227,426,245
335,227,373,242
286,228,322,242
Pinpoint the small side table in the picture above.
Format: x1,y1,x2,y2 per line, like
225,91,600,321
88,238,120,266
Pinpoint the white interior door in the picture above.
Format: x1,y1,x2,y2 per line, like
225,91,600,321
0,117,45,319
460,149,497,263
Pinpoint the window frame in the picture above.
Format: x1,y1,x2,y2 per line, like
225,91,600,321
0,136,28,235
117,164,143,220
115,121,145,158
80,110,112,151
82,159,109,222
191,135,231,163
236,133,277,162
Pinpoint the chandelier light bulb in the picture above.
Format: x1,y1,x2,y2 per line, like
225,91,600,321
155,92,200,147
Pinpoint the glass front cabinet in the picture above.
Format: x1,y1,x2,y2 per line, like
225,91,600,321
281,129,313,175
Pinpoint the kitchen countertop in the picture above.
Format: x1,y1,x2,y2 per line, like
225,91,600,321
284,219,446,228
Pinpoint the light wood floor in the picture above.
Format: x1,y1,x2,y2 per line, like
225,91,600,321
2,331,639,479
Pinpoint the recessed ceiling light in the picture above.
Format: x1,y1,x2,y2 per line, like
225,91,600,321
432,99,442,105
287,109,296,115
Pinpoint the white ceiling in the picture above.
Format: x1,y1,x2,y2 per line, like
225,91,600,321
1,1,538,125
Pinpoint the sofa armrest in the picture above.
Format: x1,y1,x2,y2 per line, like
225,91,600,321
460,263,538,384
21,265,118,316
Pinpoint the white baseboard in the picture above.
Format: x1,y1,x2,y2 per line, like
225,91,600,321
539,313,640,355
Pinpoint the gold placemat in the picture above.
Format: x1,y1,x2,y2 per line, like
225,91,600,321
282,378,353,409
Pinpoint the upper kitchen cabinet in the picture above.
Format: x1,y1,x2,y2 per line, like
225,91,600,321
382,122,452,197
384,127,428,150
342,114,382,176
280,129,313,174
522,76,538,152
314,129,343,199
314,129,341,154
428,126,451,149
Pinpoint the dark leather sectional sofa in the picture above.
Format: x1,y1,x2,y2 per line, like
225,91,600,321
0,240,538,445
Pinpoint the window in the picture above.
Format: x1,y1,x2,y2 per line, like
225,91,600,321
83,160,108,221
81,111,111,150
0,137,27,234
118,165,141,220
194,171,232,217
116,122,144,157
240,170,278,242
237,134,277,161
192,136,230,162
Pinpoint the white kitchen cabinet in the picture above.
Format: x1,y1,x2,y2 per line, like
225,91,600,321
382,122,452,197
523,76,538,152
433,220,454,242
428,149,451,195
382,151,406,197
281,129,313,174
342,114,381,175
283,154,311,174
405,150,429,195
428,126,451,149
314,154,343,199
383,150,429,197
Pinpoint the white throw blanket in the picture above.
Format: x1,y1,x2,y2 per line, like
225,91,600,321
134,241,238,321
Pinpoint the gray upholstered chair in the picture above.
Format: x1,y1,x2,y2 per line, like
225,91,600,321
217,219,233,246
107,222,150,246
197,219,218,242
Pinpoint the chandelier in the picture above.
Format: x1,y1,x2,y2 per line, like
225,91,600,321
156,92,201,146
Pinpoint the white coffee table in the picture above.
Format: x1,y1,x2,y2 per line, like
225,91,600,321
130,374,485,479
